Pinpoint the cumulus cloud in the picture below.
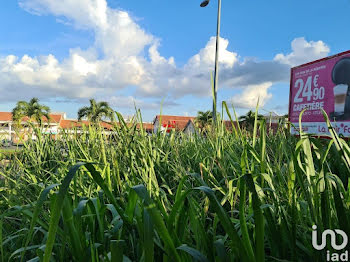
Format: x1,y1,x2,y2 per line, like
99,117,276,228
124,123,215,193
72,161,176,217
186,37,238,72
225,37,329,109
19,0,110,30
0,0,331,110
160,36,239,98
230,82,273,108
274,37,330,67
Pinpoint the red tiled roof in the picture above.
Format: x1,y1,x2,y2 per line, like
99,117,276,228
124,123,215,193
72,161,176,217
47,114,62,123
174,120,192,131
115,122,153,131
154,115,196,131
0,112,12,121
136,123,154,131
154,115,195,122
60,120,85,129
101,122,113,129
60,120,114,130
0,112,62,123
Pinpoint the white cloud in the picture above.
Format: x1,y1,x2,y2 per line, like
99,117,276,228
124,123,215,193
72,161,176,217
224,37,330,109
230,82,273,109
0,1,331,111
186,37,238,72
274,37,330,67
19,0,109,30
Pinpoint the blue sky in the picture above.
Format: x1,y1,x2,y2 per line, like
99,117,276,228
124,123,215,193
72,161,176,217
0,0,349,121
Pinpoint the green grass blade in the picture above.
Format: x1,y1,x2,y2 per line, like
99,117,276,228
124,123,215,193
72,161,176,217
84,163,127,222
0,218,3,262
195,186,245,260
62,196,85,261
244,174,264,262
239,178,255,262
222,101,238,137
177,244,209,262
111,240,124,262
143,209,154,262
43,162,86,262
321,109,350,174
214,239,230,262
20,183,59,262
252,99,260,148
132,185,181,262
125,189,138,224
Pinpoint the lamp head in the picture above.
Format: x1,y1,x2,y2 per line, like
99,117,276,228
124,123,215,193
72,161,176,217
200,0,210,7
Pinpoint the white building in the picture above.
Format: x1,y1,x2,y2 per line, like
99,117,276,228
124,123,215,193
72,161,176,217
0,112,66,143
0,112,154,143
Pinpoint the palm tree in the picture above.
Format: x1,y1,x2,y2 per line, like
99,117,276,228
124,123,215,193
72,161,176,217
239,110,263,131
195,110,213,129
12,98,51,125
11,98,50,142
77,99,115,123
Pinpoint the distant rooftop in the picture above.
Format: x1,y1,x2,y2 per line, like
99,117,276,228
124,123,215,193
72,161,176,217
0,112,63,123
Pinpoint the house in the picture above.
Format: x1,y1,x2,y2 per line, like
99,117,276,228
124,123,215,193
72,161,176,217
136,123,154,134
0,111,155,142
153,115,196,133
0,112,14,141
262,112,288,124
59,119,154,135
152,115,243,135
0,112,65,142
183,120,197,135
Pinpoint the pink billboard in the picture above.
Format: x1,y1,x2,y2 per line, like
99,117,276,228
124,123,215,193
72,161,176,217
289,50,350,136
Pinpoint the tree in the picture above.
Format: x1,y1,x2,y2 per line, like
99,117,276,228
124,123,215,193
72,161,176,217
195,110,213,129
239,110,263,131
12,97,51,125
77,99,115,123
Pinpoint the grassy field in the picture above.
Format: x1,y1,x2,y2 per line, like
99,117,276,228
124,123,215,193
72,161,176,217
0,109,349,261
0,147,21,154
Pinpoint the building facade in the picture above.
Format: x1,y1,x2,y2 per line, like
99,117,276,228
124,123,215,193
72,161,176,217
153,115,196,133
0,112,65,143
0,112,154,143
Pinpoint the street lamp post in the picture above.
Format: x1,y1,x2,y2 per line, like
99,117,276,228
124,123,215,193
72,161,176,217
200,0,222,124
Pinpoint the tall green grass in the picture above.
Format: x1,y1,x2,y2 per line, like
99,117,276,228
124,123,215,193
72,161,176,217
0,106,349,261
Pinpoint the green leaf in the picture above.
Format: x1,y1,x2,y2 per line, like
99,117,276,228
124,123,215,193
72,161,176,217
195,186,245,260
239,178,255,262
177,244,209,262
111,240,124,262
132,185,181,262
21,183,59,262
143,209,154,262
44,162,86,262
244,174,265,262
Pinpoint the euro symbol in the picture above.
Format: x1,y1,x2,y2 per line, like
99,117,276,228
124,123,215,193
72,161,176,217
313,74,319,88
